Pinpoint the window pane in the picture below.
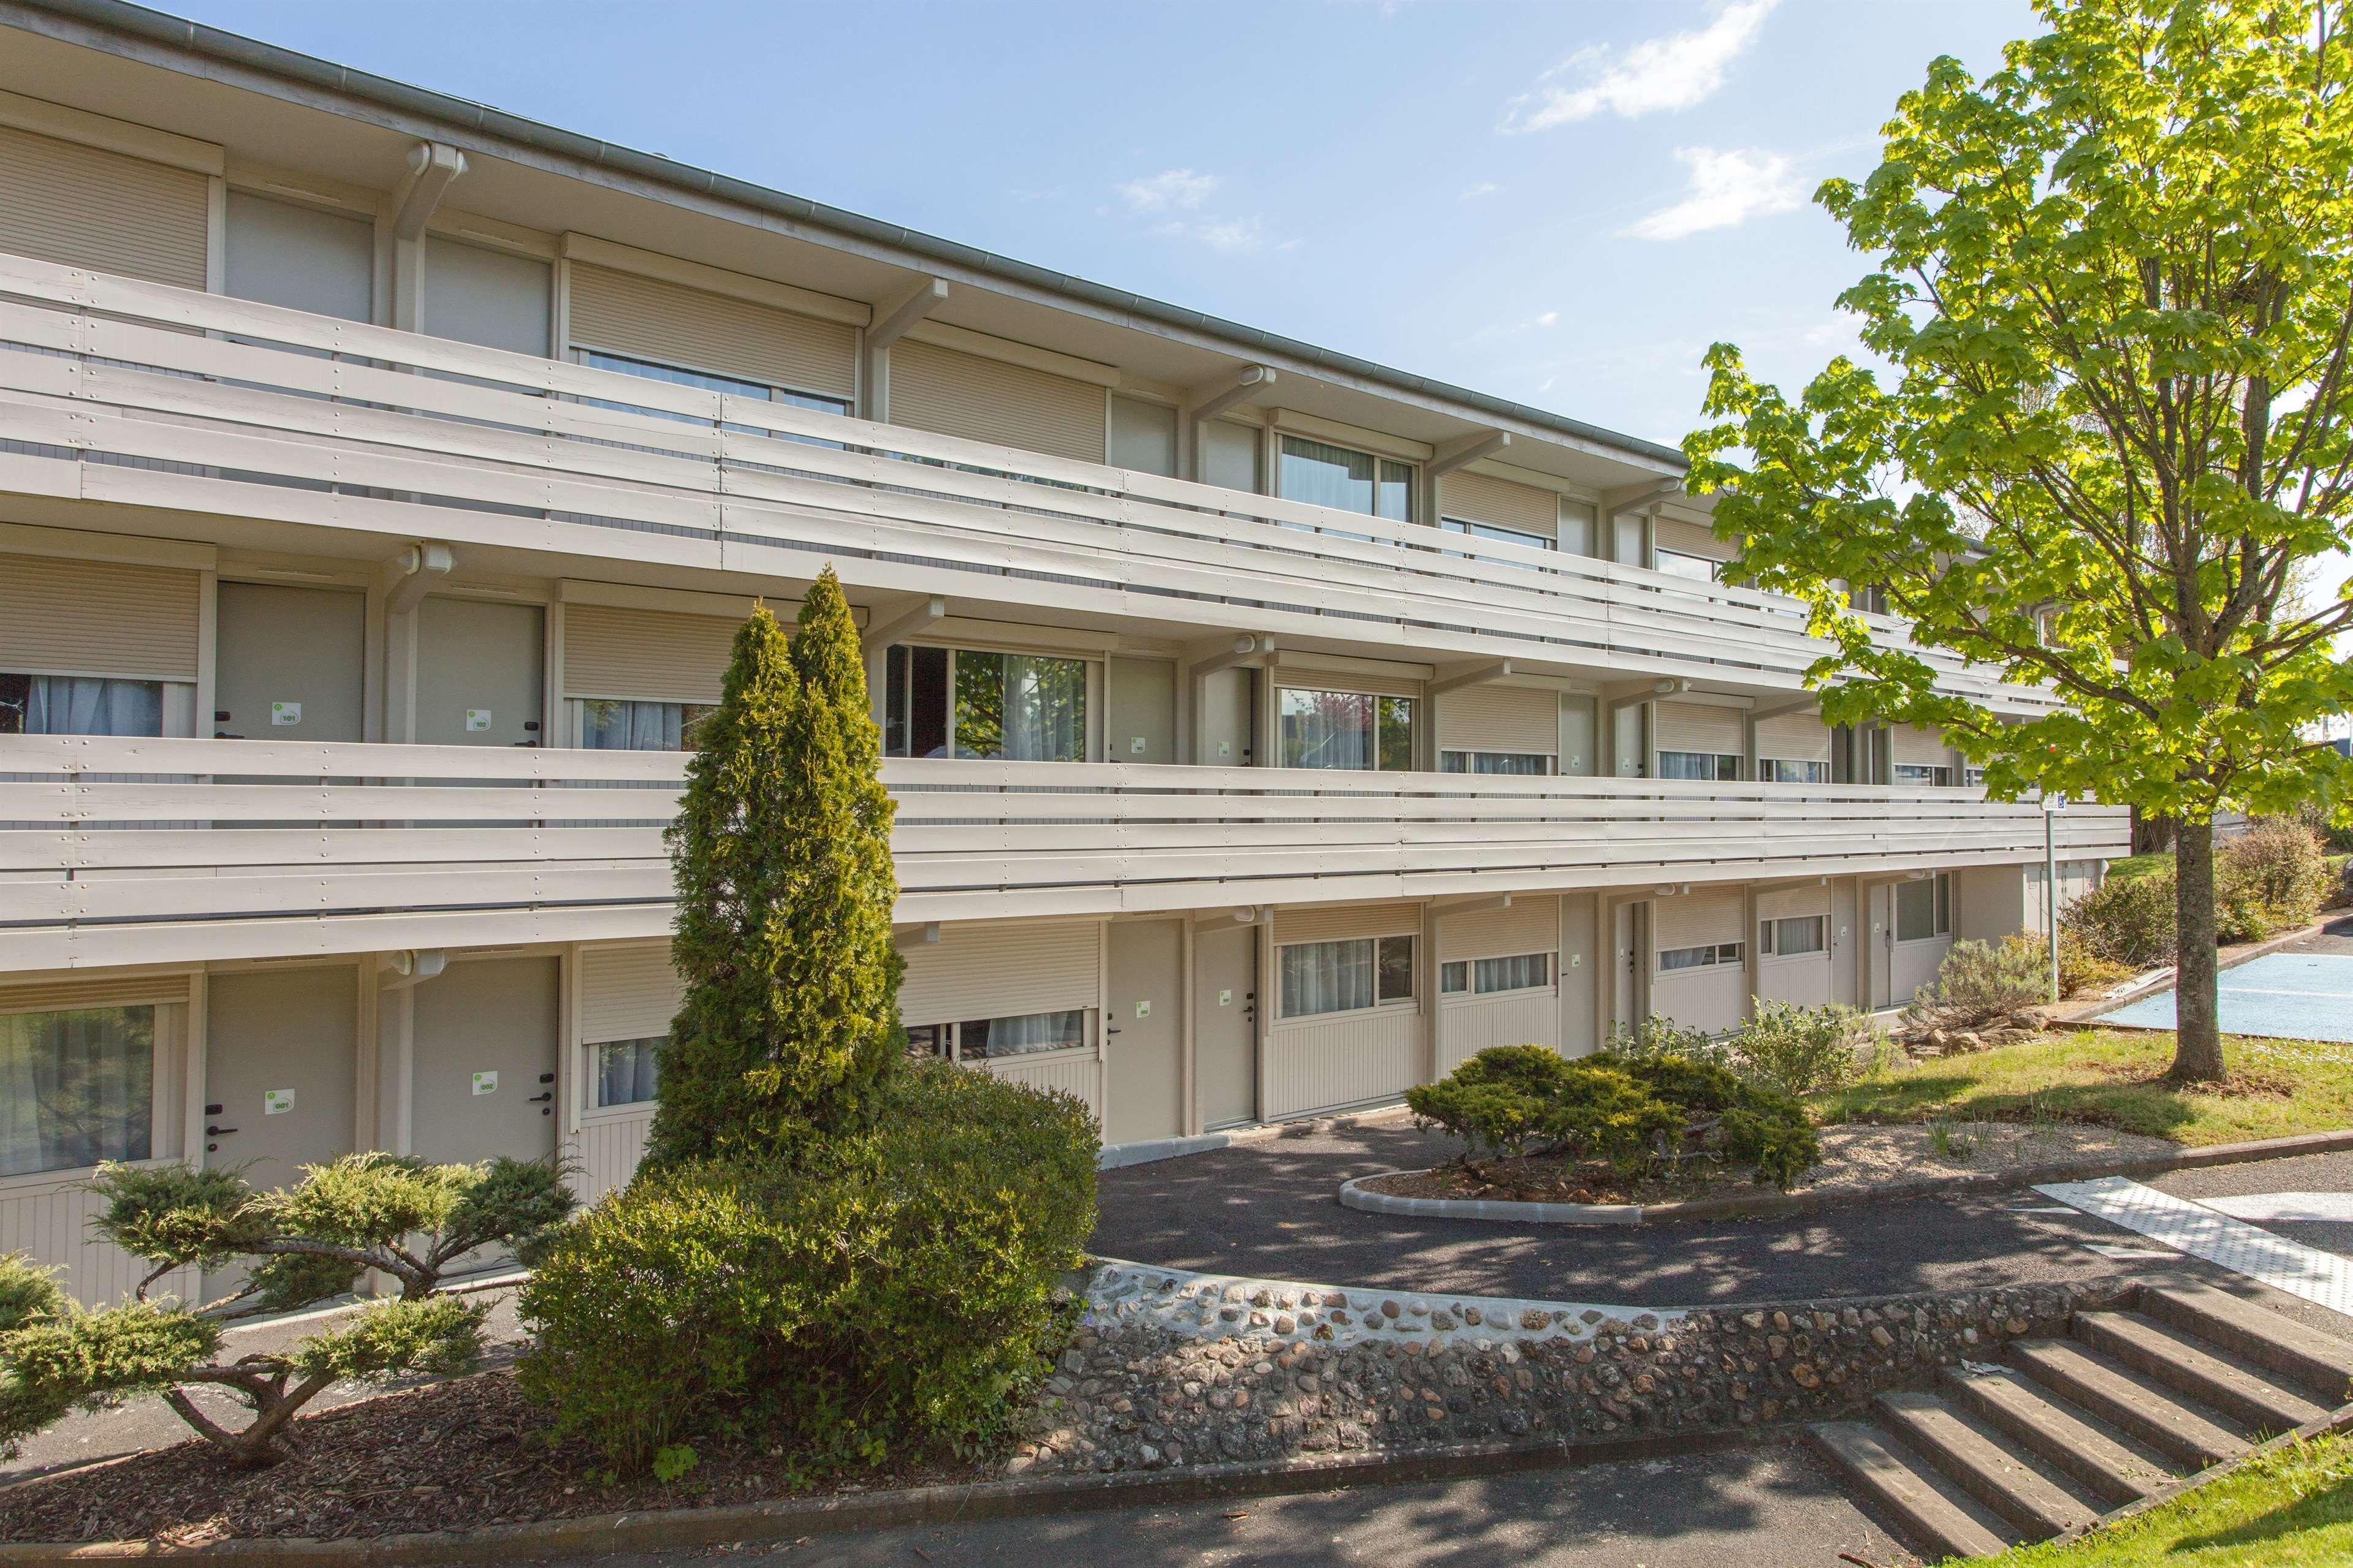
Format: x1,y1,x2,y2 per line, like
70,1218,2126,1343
1764,759,1828,784
959,1010,1085,1060
580,699,712,751
1768,917,1826,956
884,645,910,757
1658,943,1738,972
1658,751,1739,782
1280,939,1374,1018
0,673,164,737
0,1006,153,1177
1280,687,1373,769
1936,873,1952,935
1654,549,1718,581
903,1023,951,1059
1475,952,1549,993
1440,961,1467,994
591,1037,663,1107
1377,696,1415,771
1002,654,1087,762
1377,934,1416,1002
1442,517,1553,551
1896,880,1934,942
910,646,950,758
1440,751,1553,776
1279,436,1377,516
1376,459,1413,522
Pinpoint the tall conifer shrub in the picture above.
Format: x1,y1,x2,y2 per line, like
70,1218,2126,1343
644,569,901,1167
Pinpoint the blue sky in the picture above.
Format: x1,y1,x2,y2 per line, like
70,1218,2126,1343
162,0,2042,449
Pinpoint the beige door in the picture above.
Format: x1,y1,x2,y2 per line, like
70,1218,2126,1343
201,965,359,1301
1193,924,1257,1129
1104,919,1184,1146
410,956,560,1168
1196,667,1255,765
416,597,543,748
1108,657,1174,765
1613,901,1650,1034
215,582,366,742
1867,884,1896,1009
1560,695,1597,777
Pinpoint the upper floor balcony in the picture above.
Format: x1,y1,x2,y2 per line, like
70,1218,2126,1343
0,252,2058,718
0,733,2131,973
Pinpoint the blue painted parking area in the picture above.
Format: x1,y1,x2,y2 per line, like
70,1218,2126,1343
2101,950,2353,1042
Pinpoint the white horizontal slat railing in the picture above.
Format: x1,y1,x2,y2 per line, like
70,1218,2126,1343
0,735,2131,971
0,252,2052,713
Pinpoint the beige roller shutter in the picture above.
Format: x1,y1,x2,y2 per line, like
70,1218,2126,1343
563,602,741,703
1654,701,1743,758
1893,724,1951,767
1274,901,1420,946
1439,684,1557,758
1756,885,1830,922
0,126,207,289
579,941,683,1043
1755,710,1831,763
0,972,192,1013
1272,663,1421,699
1440,898,1559,962
1654,516,1730,561
568,263,856,401
1653,889,1743,951
890,338,1106,463
1437,472,1556,539
0,553,200,680
898,920,1103,1024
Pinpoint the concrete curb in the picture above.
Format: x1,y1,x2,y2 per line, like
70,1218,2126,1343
1340,1126,2353,1229
1337,1175,1640,1226
0,1425,1774,1567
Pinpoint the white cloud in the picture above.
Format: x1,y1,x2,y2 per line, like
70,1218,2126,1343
1619,146,1803,241
1460,181,1500,200
1534,309,1559,328
1501,0,1777,132
1154,216,1271,253
1118,168,1221,213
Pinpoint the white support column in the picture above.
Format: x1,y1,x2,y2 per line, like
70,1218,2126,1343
1184,366,1276,482
1420,430,1510,529
861,278,948,423
388,143,466,335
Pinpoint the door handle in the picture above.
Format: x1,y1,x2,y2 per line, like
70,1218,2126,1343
528,1092,553,1104
206,1124,238,1136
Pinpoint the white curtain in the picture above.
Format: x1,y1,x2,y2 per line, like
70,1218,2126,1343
1280,939,1374,1019
0,1007,153,1178
582,699,708,751
1002,656,1085,763
962,1009,1082,1059
593,1037,662,1107
1446,751,1551,776
1280,688,1372,770
1475,952,1550,993
18,676,163,737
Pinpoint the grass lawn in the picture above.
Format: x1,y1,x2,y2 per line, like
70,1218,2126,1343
1811,1029,2353,1146
2104,850,2174,882
1955,1430,2353,1566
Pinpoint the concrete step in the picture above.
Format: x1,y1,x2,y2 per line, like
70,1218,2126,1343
2138,1284,2353,1407
2008,1338,2249,1471
1807,1420,2014,1564
1871,1390,2099,1539
2073,1311,2328,1435
1938,1363,2175,1507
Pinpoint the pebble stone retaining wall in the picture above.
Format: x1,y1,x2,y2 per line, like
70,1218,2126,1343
1011,1263,2131,1476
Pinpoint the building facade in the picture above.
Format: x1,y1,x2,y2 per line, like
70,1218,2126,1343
0,1,2128,1302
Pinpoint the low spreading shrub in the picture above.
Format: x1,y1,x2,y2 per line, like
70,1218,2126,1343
1602,1015,1735,1071
519,1059,1097,1477
2062,868,2180,968
1405,1045,1819,1191
1728,1001,1874,1096
2219,819,2327,939
1906,936,2048,1034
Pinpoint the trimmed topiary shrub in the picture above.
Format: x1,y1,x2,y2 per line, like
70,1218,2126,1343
520,1060,1097,1477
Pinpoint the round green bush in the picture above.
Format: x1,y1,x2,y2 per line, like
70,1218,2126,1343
519,1060,1097,1476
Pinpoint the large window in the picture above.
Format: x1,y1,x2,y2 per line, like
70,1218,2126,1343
590,1037,662,1108
1442,952,1553,996
904,1010,1088,1062
580,349,851,446
1440,516,1552,551
1896,874,1953,942
1761,758,1830,785
1279,687,1413,770
0,1006,154,1178
1658,941,1742,972
579,698,716,752
884,645,1089,762
1758,915,1828,958
1440,749,1553,776
0,673,163,737
1895,763,1955,787
1654,548,1720,581
1279,935,1415,1019
1278,436,1413,522
1658,750,1741,782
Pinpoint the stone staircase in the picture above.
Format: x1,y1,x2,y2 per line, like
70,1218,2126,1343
1809,1284,2353,1562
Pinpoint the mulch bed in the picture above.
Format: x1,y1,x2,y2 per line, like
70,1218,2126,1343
0,1371,983,1546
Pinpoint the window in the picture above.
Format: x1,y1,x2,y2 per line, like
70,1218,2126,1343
1278,436,1413,523
0,673,163,737
1441,961,1468,994
905,1012,1089,1062
1760,759,1830,785
1279,687,1413,771
580,699,717,751
884,645,1089,761
1657,942,1742,972
1758,915,1828,958
1654,548,1719,581
1895,763,1955,787
1279,934,1415,1018
1896,874,1953,942
1440,750,1554,776
0,1006,154,1178
590,1036,662,1108
1440,517,1553,551
1963,766,1988,788
580,349,851,444
1473,952,1551,993
1658,750,1742,782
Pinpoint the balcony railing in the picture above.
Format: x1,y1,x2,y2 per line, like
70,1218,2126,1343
0,735,2130,971
0,251,2053,714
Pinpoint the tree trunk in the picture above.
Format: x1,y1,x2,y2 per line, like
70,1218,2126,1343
2131,807,2176,856
2169,820,2226,1083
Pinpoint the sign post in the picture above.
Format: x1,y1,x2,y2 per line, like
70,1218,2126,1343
2042,792,2067,1004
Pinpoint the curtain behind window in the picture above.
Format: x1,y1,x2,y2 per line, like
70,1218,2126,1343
0,1006,154,1177
581,699,712,751
2,675,164,737
1280,688,1371,769
1280,939,1375,1018
592,1037,662,1107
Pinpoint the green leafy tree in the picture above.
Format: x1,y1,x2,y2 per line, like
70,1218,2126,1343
0,1154,572,1468
645,568,902,1167
1686,0,2353,1082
